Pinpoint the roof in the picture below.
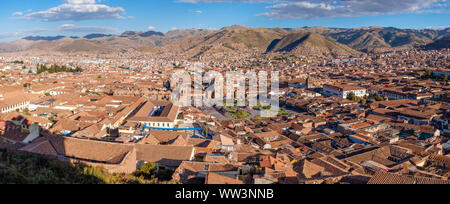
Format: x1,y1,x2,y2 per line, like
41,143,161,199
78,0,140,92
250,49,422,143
205,172,243,184
135,144,194,167
220,135,234,146
368,171,450,184
22,136,134,164
128,101,179,123
324,84,366,92
141,129,189,145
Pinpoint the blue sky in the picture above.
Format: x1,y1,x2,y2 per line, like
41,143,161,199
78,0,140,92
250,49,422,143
0,0,449,42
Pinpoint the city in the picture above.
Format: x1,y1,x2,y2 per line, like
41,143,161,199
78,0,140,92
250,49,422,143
0,0,449,185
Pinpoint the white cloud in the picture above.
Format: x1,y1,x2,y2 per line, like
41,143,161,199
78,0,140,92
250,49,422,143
12,12,23,16
15,0,126,21
179,0,449,19
148,26,156,31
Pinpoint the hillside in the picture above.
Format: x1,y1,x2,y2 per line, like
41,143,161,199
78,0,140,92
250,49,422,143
164,25,289,58
289,26,449,53
325,27,444,52
425,36,450,50
0,148,104,184
0,26,448,55
0,148,178,184
267,32,361,57
56,39,113,53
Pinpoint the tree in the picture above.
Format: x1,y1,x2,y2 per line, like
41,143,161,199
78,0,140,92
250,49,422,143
375,95,385,101
24,108,31,116
444,74,448,82
201,122,211,138
347,92,356,101
134,162,157,179
360,99,367,105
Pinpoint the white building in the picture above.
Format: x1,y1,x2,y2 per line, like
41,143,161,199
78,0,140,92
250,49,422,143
323,84,368,99
0,93,31,114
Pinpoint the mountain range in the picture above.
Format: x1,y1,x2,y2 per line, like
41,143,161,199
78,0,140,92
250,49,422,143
0,25,448,57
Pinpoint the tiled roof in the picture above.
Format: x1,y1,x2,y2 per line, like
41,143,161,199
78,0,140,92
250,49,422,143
368,171,450,184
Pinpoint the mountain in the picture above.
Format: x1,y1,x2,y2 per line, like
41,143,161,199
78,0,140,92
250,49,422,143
119,31,164,38
0,39,39,52
1,26,449,55
424,36,450,50
56,39,112,53
163,25,289,58
136,45,164,54
267,32,361,57
138,31,164,37
22,35,67,41
83,33,112,39
309,27,447,53
285,26,450,53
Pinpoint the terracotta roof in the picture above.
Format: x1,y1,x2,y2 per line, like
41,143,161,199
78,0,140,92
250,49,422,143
205,172,243,184
20,136,135,164
135,144,194,167
128,101,179,123
368,171,450,184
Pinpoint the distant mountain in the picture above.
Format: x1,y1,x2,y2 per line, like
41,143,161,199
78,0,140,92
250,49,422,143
83,33,112,39
22,36,67,41
119,30,164,38
119,31,139,37
424,36,450,50
138,31,164,37
267,32,361,57
1,26,449,55
290,26,449,53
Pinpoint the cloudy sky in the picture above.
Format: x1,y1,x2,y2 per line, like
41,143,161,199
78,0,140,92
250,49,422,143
0,0,448,41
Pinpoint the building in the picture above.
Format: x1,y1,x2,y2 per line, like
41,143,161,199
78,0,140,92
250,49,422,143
1,116,40,144
135,144,195,171
128,101,180,129
19,136,137,174
323,84,367,99
0,93,31,114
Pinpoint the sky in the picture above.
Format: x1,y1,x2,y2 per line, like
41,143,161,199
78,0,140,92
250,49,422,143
0,0,449,42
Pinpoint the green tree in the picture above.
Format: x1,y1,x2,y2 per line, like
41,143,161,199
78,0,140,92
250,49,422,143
347,92,356,101
134,162,157,179
375,95,385,101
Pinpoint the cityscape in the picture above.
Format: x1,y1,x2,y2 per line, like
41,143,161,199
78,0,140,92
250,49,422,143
0,0,449,185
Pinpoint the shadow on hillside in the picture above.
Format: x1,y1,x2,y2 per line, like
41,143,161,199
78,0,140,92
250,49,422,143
0,147,106,184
